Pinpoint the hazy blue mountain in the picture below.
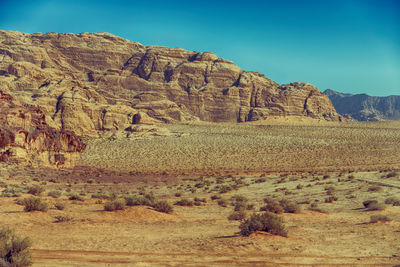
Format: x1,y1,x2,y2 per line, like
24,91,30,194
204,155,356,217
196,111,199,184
323,89,400,121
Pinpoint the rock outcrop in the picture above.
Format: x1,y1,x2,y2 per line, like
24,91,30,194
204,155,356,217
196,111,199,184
0,90,86,167
0,30,343,139
324,89,400,121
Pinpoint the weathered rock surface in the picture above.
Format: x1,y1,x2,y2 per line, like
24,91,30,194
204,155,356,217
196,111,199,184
0,90,86,167
324,89,400,121
0,30,343,139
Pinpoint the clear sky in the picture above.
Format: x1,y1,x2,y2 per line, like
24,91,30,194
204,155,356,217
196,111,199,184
1,0,399,96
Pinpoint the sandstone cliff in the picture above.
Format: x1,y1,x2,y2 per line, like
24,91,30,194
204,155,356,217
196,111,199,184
0,30,343,139
324,89,400,121
0,90,86,167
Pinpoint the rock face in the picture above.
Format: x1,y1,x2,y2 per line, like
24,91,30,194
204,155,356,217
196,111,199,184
0,30,343,138
324,89,400,121
0,90,86,167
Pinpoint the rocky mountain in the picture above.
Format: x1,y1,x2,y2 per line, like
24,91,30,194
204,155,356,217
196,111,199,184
0,30,343,166
324,89,400,121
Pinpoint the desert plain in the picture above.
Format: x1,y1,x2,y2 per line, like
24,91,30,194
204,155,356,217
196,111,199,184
1,119,400,266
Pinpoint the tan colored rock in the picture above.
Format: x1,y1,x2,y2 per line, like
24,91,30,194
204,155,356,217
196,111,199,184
0,30,344,139
0,90,86,167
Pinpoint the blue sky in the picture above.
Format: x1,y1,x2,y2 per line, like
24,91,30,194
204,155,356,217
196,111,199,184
1,0,399,96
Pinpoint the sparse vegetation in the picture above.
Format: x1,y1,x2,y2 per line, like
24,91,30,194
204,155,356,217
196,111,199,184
239,212,287,237
48,190,62,198
174,198,194,206
370,215,392,223
54,202,66,210
54,215,73,223
0,227,32,267
153,201,173,213
228,210,246,221
385,197,400,206
21,197,48,212
104,198,126,211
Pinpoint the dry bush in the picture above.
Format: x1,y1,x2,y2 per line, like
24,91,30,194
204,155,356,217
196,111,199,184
47,190,62,198
259,201,284,214
386,172,399,178
368,186,383,192
153,201,173,213
27,185,45,196
325,196,338,203
68,194,84,201
363,200,378,208
174,199,194,206
217,199,228,207
385,197,400,206
54,202,66,210
239,212,287,237
366,202,386,211
0,227,32,267
124,195,154,206
279,199,301,213
22,197,48,212
211,194,221,200
370,215,392,223
228,210,246,221
104,198,126,211
54,216,73,223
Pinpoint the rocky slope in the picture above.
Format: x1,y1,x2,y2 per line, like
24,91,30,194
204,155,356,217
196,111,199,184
0,31,342,134
0,30,344,166
324,89,400,121
0,90,86,167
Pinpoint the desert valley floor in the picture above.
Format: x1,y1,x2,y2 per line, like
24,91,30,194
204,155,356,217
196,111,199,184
1,120,400,266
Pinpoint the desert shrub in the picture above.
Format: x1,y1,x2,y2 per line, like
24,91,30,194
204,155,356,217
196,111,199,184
0,227,32,267
228,210,246,221
308,203,328,213
27,185,45,196
259,201,284,214
68,194,84,201
124,195,154,206
1,186,25,197
279,199,301,213
386,172,399,178
323,175,331,179
218,185,232,194
174,198,194,206
153,201,173,213
91,191,116,200
363,200,378,208
104,198,126,211
48,190,62,198
324,196,338,203
21,197,48,212
254,178,266,183
217,199,228,207
370,215,392,223
366,202,386,211
211,194,221,200
263,197,275,204
54,202,66,210
174,193,182,197
368,186,383,192
239,212,287,237
296,184,303,190
194,197,207,203
385,197,400,206
54,216,73,223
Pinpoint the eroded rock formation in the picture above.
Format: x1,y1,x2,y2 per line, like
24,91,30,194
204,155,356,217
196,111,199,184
0,30,343,139
0,90,86,167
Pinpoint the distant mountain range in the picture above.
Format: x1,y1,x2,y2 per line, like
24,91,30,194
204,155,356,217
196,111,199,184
324,89,400,121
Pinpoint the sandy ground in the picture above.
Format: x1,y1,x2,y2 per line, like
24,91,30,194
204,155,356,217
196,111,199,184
78,120,400,176
1,120,400,266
